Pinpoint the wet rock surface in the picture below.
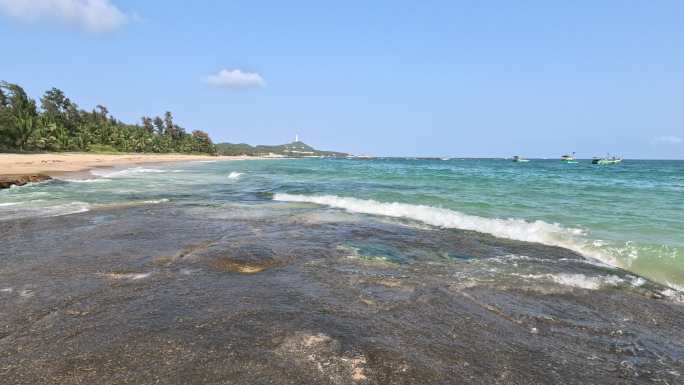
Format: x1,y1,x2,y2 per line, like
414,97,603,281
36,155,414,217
199,243,283,274
0,205,682,384
0,174,51,189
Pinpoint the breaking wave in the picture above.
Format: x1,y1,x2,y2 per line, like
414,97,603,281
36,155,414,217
103,272,151,280
142,198,170,204
228,172,244,179
518,273,643,290
0,202,22,207
90,167,170,178
0,201,90,221
62,178,111,183
273,194,617,267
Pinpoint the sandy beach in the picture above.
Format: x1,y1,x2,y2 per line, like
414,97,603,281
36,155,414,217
0,153,255,177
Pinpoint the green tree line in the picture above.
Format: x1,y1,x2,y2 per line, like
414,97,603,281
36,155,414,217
0,81,215,154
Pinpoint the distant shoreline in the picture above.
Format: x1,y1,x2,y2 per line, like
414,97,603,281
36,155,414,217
0,153,267,180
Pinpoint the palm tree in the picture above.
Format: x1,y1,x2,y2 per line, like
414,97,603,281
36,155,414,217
12,112,37,151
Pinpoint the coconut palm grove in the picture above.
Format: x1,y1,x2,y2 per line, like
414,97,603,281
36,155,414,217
0,81,215,154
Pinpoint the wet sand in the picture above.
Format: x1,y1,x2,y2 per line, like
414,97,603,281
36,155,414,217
0,153,258,177
0,203,682,384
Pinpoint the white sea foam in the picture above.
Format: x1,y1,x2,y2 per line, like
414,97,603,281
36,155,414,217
62,178,111,183
0,201,90,221
46,202,91,217
517,273,626,290
628,276,646,287
273,194,616,266
551,274,624,290
90,167,169,178
142,198,170,204
0,200,46,209
228,172,244,179
665,282,684,293
661,284,684,302
105,272,151,280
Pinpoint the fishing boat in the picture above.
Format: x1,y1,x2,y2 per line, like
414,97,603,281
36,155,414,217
592,155,623,165
512,156,530,163
561,153,578,163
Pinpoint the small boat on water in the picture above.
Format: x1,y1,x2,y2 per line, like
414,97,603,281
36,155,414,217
561,153,578,163
592,155,623,165
512,156,530,163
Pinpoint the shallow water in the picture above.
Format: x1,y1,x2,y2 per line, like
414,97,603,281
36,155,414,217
0,158,683,384
2,158,682,288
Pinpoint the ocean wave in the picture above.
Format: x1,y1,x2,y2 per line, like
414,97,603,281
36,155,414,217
661,286,684,302
90,167,169,178
45,202,91,217
0,201,90,221
0,199,46,207
228,172,244,179
516,273,644,290
549,273,624,290
103,272,151,280
665,281,684,293
8,202,90,220
272,193,617,267
62,178,111,183
142,198,170,204
88,199,170,210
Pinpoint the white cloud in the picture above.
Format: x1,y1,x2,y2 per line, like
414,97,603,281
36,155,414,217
0,0,130,33
203,69,266,88
653,135,683,144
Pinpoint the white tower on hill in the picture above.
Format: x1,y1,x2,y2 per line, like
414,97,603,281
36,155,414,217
295,134,299,142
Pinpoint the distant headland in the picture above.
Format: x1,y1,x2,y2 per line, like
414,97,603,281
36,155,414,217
215,139,348,158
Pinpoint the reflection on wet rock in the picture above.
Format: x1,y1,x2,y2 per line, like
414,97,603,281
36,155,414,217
0,205,682,384
275,332,368,384
199,244,282,274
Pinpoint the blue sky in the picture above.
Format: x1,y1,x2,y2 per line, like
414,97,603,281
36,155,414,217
0,0,682,158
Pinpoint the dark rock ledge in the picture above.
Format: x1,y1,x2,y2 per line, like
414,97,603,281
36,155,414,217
0,174,52,189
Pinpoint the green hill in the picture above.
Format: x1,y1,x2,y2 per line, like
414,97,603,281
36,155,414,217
216,141,348,157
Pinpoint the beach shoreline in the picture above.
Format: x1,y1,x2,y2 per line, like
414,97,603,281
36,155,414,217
0,152,263,180
1,157,682,383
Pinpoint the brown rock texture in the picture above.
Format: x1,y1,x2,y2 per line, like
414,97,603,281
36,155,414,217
0,174,52,189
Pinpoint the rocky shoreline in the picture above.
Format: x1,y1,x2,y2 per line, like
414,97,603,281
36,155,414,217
1,204,682,384
0,174,52,189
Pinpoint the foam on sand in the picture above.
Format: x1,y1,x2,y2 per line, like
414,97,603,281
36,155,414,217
273,193,616,267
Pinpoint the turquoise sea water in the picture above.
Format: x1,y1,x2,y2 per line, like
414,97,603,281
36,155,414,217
1,158,682,289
